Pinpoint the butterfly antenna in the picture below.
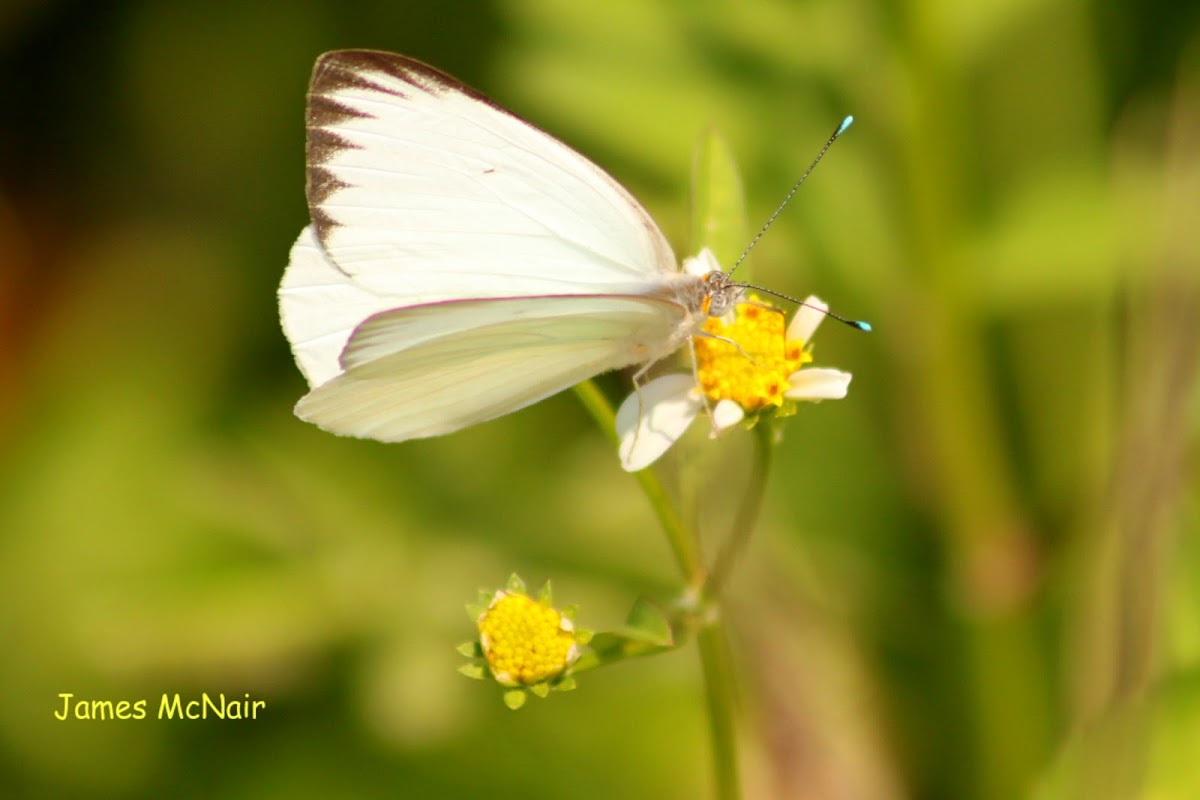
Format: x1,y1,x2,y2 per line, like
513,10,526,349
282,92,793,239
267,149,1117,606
738,281,872,332
726,115,853,280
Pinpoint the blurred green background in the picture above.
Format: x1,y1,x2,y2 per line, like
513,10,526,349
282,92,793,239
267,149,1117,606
1,0,1198,798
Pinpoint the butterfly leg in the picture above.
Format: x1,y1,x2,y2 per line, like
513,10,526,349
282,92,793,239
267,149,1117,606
627,357,662,452
694,329,760,367
686,335,722,438
742,301,790,358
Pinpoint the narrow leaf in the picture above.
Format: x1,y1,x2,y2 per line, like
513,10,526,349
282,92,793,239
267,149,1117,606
692,128,747,275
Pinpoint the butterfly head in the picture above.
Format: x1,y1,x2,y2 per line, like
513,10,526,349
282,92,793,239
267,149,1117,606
701,271,744,319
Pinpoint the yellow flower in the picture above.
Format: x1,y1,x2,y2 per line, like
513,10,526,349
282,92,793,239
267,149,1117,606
478,592,578,686
694,296,813,412
459,576,588,709
616,249,853,472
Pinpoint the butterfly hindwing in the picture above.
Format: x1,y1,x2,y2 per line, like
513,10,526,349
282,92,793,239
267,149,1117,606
295,295,690,441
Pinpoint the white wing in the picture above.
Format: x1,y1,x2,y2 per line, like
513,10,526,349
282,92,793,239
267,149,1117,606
303,50,677,300
280,225,385,387
295,295,691,442
280,50,693,392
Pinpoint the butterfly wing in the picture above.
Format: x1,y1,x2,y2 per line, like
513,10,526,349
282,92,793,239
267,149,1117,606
281,225,387,387
280,50,686,390
295,295,691,442
303,50,677,294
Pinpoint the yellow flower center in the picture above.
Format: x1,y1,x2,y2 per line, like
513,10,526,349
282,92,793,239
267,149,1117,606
478,593,576,685
695,297,812,411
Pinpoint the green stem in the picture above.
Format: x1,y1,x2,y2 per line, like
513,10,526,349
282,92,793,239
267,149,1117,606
697,619,741,800
694,422,774,800
703,420,773,601
573,378,741,799
571,381,704,582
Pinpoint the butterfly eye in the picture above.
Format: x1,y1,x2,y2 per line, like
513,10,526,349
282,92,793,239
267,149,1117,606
702,273,741,318
706,292,733,318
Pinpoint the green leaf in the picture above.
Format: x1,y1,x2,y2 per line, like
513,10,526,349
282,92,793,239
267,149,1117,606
503,690,527,710
691,128,746,275
624,597,675,646
574,598,677,671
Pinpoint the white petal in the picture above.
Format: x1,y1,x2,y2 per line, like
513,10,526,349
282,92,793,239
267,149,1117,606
711,399,745,432
682,247,721,277
784,368,852,400
787,295,827,345
616,374,703,471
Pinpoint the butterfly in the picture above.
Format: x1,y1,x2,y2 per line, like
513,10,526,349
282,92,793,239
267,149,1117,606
280,50,769,443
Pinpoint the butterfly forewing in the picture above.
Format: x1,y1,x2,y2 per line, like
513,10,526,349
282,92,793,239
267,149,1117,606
303,51,677,300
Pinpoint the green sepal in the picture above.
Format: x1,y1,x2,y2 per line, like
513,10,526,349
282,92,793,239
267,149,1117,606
536,580,553,605
555,677,577,693
772,402,798,420
455,641,481,658
503,690,527,710
691,127,747,277
529,682,551,699
468,587,498,620
506,573,527,594
458,663,487,681
575,628,594,645
560,604,579,622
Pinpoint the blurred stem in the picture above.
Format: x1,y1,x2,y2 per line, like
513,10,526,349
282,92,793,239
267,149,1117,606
572,380,704,583
697,618,741,800
696,420,776,800
703,420,773,601
896,11,1051,797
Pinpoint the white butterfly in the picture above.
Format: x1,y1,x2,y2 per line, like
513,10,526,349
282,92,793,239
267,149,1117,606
279,50,746,445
